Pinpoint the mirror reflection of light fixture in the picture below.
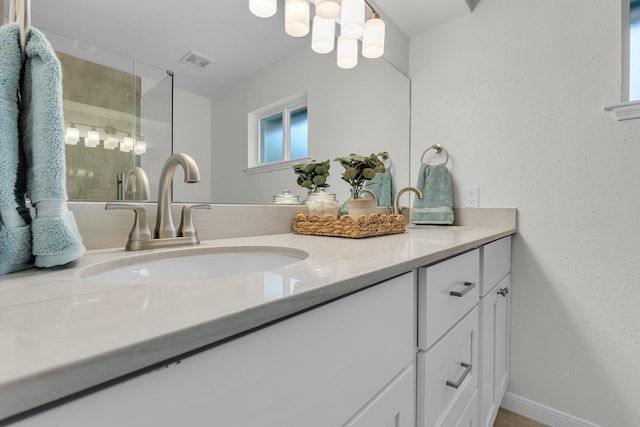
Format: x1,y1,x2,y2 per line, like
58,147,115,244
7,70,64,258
315,0,341,19
134,139,147,155
250,0,383,68
120,135,133,153
312,15,335,54
85,128,100,148
337,36,358,69
65,125,79,145
340,0,364,39
285,0,310,37
103,125,119,150
104,134,119,150
362,11,385,58
249,0,277,18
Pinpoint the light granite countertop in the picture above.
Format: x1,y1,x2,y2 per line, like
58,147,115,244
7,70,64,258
0,217,515,422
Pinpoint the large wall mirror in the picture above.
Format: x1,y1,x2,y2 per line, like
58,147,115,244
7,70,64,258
6,0,411,206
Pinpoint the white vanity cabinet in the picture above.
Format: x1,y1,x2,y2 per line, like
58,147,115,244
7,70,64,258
416,249,481,427
12,273,416,427
478,236,512,427
6,231,515,427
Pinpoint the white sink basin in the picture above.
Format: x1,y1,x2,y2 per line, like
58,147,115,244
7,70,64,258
81,246,308,284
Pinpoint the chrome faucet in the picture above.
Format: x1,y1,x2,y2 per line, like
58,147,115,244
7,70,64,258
124,167,150,200
393,186,424,216
155,153,201,239
106,153,211,251
359,188,379,204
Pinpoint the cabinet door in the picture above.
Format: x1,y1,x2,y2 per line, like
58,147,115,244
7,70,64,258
344,365,415,427
13,273,415,427
479,274,511,427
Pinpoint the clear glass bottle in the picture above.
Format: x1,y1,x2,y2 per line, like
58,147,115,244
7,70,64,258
272,190,300,205
306,188,338,217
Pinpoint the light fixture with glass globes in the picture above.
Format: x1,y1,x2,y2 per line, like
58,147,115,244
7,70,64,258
249,0,385,68
134,139,147,155
104,133,119,150
120,135,134,153
250,0,277,17
85,128,100,148
64,123,149,155
65,125,80,145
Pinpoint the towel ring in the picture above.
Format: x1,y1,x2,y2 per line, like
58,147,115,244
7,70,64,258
378,151,392,169
9,0,31,63
420,144,449,166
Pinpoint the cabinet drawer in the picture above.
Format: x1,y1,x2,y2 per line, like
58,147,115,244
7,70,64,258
417,307,479,427
418,249,480,350
480,236,511,297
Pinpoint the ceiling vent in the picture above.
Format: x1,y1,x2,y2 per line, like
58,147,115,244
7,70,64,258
180,50,215,70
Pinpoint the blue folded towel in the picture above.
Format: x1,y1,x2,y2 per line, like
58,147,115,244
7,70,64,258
411,163,454,225
19,27,85,268
0,24,33,274
365,168,396,207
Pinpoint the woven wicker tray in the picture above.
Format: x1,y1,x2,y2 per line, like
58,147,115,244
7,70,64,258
293,213,405,238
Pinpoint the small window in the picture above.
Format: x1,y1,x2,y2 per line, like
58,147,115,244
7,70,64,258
247,96,309,174
630,0,639,100
608,0,640,119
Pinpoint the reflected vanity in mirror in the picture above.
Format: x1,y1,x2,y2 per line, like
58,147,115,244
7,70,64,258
14,0,410,206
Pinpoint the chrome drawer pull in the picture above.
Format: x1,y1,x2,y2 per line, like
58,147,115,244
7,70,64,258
449,282,476,297
497,287,509,297
446,362,472,389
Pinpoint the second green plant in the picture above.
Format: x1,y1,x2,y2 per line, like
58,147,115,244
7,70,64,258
293,160,331,193
334,153,385,198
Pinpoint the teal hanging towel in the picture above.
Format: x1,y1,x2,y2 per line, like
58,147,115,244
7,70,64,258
0,24,33,275
19,26,85,268
410,163,454,225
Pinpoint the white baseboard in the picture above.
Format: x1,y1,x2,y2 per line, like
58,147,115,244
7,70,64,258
501,392,602,427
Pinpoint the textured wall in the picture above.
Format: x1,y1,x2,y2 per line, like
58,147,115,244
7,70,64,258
410,0,640,425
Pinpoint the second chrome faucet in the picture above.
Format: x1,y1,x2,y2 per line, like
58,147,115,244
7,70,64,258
106,153,210,251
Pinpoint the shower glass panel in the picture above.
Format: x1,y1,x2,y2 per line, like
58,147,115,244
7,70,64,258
37,29,173,201
137,68,173,201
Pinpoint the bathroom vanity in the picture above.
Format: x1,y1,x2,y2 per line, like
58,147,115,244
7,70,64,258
0,211,514,426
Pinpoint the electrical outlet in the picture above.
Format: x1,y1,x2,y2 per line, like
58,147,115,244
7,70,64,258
463,186,479,208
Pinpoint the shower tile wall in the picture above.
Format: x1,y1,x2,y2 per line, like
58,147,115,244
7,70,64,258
57,52,141,200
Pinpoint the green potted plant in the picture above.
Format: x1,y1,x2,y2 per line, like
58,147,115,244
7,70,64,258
334,153,385,217
292,159,331,194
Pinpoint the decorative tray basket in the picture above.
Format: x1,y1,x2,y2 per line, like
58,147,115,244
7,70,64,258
293,213,406,238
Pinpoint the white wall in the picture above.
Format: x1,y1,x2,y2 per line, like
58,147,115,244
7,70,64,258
210,47,410,205
410,0,640,425
172,87,212,202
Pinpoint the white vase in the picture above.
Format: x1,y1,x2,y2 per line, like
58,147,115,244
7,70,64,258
346,198,377,219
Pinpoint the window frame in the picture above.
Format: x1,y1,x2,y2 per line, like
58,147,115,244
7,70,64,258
605,0,640,120
246,94,310,175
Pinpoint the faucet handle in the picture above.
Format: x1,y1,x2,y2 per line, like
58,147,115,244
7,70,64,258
178,204,211,238
105,203,152,250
